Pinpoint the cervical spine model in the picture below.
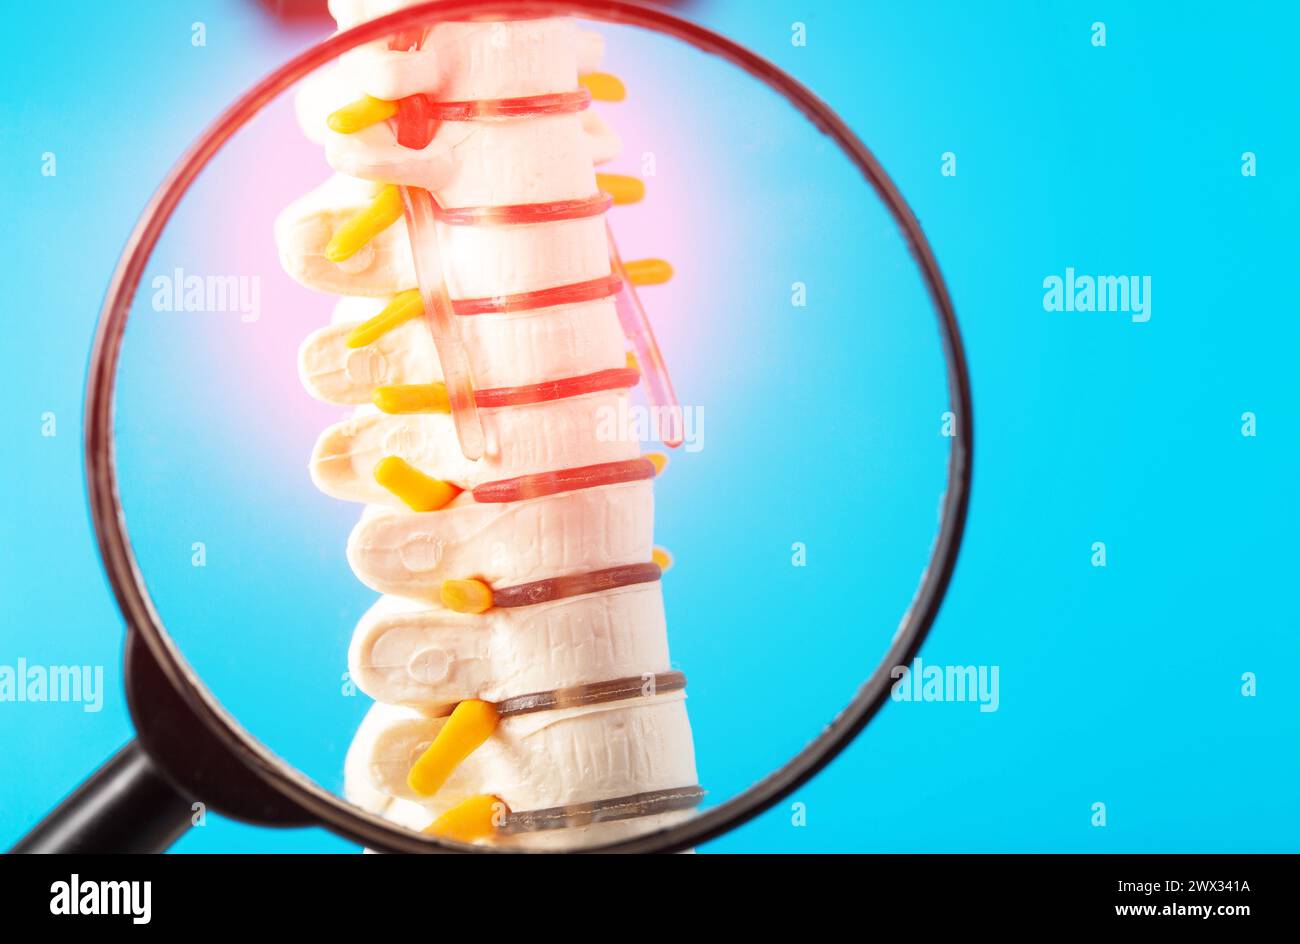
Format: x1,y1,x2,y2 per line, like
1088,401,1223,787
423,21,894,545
275,1,699,848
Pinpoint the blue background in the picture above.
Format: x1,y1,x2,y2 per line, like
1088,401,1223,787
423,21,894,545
2,0,1296,853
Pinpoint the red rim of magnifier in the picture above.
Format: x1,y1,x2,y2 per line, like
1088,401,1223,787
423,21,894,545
85,0,973,855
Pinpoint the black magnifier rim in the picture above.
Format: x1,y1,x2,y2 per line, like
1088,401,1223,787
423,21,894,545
85,0,973,854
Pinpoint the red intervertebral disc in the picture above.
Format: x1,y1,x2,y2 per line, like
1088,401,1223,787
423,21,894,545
434,192,612,226
473,367,640,409
451,273,621,316
473,458,656,503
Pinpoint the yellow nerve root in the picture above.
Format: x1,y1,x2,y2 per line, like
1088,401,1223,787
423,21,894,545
347,289,424,348
644,452,669,476
424,794,509,844
652,547,673,572
407,700,500,797
596,173,645,205
373,383,451,415
374,457,460,512
624,258,673,286
441,578,493,614
579,72,626,102
325,184,405,263
326,95,398,134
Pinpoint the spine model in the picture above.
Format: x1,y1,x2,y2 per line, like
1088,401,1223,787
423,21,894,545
275,2,699,848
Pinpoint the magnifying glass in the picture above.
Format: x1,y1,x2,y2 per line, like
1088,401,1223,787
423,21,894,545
12,0,971,854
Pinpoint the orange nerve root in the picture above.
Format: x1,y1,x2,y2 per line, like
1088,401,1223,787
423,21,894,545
424,794,509,843
373,457,460,512
407,700,500,797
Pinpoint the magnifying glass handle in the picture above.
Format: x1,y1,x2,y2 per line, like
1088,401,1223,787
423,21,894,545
9,740,193,854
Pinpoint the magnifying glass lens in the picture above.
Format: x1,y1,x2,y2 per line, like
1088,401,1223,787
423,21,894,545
110,4,960,852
